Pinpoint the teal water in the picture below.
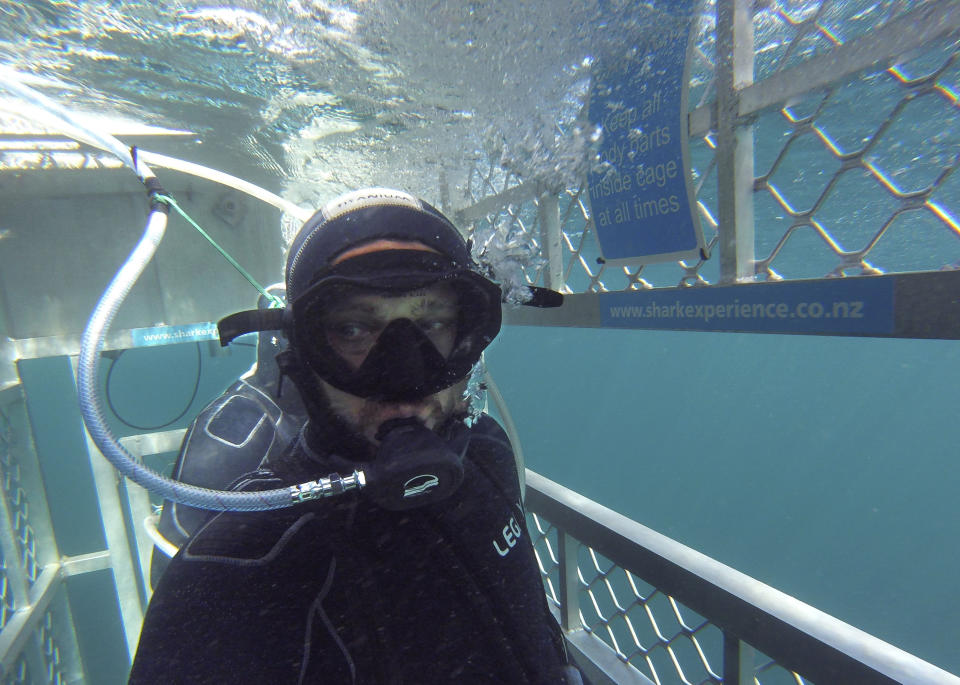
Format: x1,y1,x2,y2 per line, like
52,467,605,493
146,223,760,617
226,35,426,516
3,0,959,681
486,325,960,674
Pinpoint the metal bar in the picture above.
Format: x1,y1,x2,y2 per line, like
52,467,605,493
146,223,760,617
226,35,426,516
439,165,451,215
454,180,538,226
722,631,754,685
123,480,157,601
557,530,580,632
688,0,960,137
119,429,187,461
738,0,960,118
10,326,219,362
714,0,756,284
117,428,185,593
0,344,16,396
47,588,86,684
0,132,193,142
525,470,960,685
537,191,564,291
688,104,713,138
60,551,112,577
0,564,60,677
69,360,143,663
503,270,960,341
548,604,655,685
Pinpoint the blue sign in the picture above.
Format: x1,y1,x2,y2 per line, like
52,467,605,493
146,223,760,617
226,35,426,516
130,322,220,348
600,277,895,336
587,1,704,264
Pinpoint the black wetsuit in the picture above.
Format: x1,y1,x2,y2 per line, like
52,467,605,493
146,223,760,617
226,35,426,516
149,373,306,587
130,414,573,684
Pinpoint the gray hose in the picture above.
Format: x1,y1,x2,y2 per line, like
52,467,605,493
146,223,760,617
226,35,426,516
6,72,526,513
75,209,296,510
0,74,298,510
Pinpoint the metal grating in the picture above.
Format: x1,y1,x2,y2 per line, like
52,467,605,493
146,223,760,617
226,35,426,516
38,610,67,685
753,28,960,280
1,654,29,685
458,1,959,294
0,559,14,632
0,411,39,585
0,397,74,683
754,0,925,80
528,512,809,685
463,159,549,293
0,610,67,685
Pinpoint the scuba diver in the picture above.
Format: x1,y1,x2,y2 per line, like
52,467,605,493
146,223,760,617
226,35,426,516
130,188,583,684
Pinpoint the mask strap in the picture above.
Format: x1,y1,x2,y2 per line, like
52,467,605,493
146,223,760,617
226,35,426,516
217,308,286,346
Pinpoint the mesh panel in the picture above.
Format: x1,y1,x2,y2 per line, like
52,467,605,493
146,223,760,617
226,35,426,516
528,512,809,685
0,409,39,585
1,654,30,685
460,2,958,293
754,32,960,280
0,610,69,685
754,0,925,80
466,157,525,207
464,158,549,292
0,406,66,682
0,556,14,632
39,610,68,685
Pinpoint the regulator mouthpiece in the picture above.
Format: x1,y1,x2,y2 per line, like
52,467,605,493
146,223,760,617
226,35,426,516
364,417,465,510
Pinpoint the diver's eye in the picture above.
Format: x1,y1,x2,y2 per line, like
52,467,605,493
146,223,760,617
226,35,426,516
324,320,382,360
416,318,455,334
329,322,375,342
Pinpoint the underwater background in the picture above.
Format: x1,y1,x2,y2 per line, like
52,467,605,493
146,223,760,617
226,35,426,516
1,0,959,682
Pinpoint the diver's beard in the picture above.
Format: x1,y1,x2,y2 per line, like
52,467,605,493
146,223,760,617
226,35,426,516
282,347,470,460
301,385,378,462
322,380,459,444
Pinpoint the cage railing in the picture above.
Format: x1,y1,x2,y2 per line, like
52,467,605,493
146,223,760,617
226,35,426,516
453,0,960,295
0,383,80,684
524,469,960,685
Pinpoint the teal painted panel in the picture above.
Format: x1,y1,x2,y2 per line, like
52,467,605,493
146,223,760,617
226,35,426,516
17,356,106,555
66,571,131,684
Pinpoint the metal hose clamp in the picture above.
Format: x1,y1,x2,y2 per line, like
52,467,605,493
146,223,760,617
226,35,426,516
290,470,366,504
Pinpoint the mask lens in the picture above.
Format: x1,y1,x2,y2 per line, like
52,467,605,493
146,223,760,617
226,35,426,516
292,266,502,399
318,283,459,369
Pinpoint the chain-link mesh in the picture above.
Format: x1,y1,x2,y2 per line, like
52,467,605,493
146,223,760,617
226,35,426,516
0,409,39,586
38,610,68,685
0,609,69,685
754,14,960,280
0,404,67,683
0,557,14,633
1,653,30,685
528,512,811,684
463,159,549,293
459,2,958,294
754,0,924,81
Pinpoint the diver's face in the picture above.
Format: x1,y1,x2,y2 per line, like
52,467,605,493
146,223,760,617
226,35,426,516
318,283,467,444
322,283,459,367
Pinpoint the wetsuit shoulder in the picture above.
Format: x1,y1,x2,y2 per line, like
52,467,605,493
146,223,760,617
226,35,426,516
150,380,305,585
466,414,523,504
